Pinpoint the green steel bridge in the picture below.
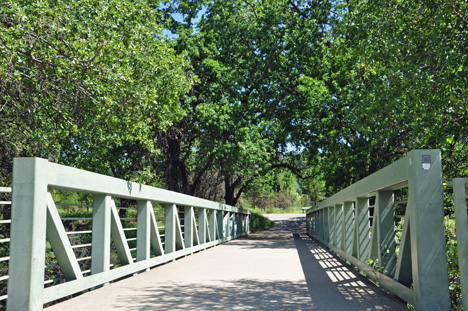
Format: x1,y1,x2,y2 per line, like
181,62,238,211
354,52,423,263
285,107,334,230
1,150,466,310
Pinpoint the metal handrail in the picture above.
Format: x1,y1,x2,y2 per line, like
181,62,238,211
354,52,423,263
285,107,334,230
6,158,251,310
0,187,11,305
306,150,450,311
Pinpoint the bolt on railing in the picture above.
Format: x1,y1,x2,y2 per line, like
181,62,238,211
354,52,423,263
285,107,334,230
6,158,251,311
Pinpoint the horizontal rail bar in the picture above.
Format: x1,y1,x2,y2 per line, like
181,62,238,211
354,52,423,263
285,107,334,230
0,275,9,282
0,295,7,302
0,201,11,205
0,256,10,263
0,187,11,193
0,238,10,243
44,277,64,286
67,230,93,235
61,217,92,221
71,244,91,249
56,203,92,208
45,263,58,269
0,220,11,224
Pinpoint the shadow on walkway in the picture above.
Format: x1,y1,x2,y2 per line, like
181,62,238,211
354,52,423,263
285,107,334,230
46,214,407,311
293,233,406,310
115,279,317,311
112,215,406,311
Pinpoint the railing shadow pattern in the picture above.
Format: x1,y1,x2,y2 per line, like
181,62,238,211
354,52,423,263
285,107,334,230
293,233,405,310
306,150,451,311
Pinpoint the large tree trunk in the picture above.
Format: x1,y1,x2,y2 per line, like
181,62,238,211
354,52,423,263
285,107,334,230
224,177,238,206
224,174,248,207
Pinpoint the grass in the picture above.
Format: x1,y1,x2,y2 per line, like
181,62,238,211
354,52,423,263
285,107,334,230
251,212,274,232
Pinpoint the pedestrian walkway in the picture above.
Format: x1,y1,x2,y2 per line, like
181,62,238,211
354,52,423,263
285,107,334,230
45,214,406,310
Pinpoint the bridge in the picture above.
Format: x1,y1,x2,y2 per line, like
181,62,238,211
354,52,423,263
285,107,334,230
1,149,467,310
44,214,405,311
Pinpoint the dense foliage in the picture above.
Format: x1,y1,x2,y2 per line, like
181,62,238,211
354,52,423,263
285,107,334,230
0,0,191,185
0,0,467,308
2,0,466,201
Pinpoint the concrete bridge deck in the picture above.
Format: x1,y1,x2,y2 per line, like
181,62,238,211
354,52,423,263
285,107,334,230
45,214,406,310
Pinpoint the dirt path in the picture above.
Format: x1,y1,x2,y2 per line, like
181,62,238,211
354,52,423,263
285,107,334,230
46,214,406,310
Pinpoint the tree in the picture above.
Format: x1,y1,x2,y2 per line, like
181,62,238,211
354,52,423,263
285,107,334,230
296,0,468,193
156,0,332,204
0,0,192,185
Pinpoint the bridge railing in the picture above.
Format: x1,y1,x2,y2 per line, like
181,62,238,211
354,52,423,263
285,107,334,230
6,158,251,311
306,149,450,311
451,178,468,310
0,187,11,307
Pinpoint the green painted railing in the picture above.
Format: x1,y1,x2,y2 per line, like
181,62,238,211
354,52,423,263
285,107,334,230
0,187,11,306
452,178,468,310
306,150,451,311
6,158,251,311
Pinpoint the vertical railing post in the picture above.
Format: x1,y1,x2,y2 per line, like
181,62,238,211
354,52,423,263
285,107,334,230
407,150,450,310
233,213,238,237
198,208,207,245
355,197,370,262
375,191,396,275
329,207,335,246
343,202,354,255
217,210,224,240
454,178,468,311
7,158,48,311
225,211,231,239
241,213,245,235
208,209,215,241
315,210,319,238
336,204,344,250
165,204,177,254
91,195,112,274
198,208,206,244
232,213,236,237
137,200,151,262
318,211,322,238
314,212,318,236
324,207,329,242
184,206,194,249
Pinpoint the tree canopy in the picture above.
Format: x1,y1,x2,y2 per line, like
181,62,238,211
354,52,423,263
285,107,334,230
1,0,467,207
0,0,191,184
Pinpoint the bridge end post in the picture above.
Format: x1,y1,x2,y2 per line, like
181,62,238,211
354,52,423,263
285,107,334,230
408,150,450,311
454,178,468,311
7,158,49,311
